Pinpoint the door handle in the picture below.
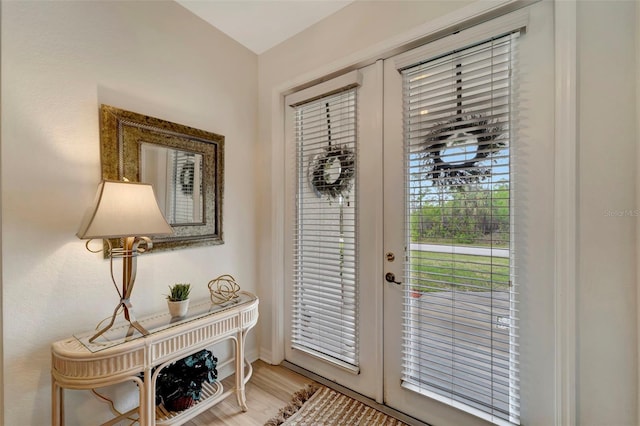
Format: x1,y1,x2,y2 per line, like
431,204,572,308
385,272,401,285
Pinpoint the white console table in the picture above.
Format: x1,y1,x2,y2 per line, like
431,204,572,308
51,292,259,426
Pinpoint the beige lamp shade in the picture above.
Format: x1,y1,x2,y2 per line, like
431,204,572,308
77,180,173,239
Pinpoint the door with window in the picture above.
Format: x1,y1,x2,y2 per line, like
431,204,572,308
285,2,555,424
283,64,384,399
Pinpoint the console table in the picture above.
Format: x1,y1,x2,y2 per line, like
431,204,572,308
51,292,259,426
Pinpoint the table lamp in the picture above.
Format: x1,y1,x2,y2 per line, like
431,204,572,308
77,179,173,342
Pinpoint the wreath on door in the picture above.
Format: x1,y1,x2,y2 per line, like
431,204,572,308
306,100,356,200
308,144,355,200
422,114,507,187
179,160,195,195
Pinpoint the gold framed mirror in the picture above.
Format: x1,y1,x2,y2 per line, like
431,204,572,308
99,104,224,252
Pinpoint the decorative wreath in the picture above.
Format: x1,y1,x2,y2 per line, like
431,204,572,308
179,160,195,195
308,145,355,200
422,114,507,187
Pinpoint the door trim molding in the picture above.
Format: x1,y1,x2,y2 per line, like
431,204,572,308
554,1,577,425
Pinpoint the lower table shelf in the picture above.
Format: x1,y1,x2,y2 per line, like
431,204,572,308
156,381,224,425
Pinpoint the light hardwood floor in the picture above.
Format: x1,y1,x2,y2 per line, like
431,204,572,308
184,360,315,426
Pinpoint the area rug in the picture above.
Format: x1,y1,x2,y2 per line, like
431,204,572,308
265,383,410,426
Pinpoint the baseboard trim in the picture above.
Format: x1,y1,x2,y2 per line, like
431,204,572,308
259,347,273,365
281,360,432,426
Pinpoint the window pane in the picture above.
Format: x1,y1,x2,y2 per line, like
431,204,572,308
402,34,520,425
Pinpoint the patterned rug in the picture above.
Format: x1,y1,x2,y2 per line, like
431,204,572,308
265,384,410,426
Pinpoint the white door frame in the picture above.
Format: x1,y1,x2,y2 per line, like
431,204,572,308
267,1,577,424
553,1,577,425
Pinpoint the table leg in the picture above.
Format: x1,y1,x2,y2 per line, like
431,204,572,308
142,369,152,425
235,332,248,411
51,379,63,426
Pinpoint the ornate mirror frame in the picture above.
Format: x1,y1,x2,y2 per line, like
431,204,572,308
99,104,224,252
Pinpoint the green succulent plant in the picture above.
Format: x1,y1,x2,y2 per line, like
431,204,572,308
166,283,191,301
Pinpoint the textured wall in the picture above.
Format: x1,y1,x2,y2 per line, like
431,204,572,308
0,1,258,424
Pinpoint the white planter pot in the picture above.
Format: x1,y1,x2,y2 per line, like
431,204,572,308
167,299,189,318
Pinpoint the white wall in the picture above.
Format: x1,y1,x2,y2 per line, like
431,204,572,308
0,1,258,425
258,0,638,425
576,1,638,424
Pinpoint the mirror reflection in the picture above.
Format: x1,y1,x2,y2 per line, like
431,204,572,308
100,104,224,252
141,143,204,225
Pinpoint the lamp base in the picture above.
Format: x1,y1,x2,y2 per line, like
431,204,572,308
89,298,149,343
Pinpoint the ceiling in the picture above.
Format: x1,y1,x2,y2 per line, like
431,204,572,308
176,0,355,55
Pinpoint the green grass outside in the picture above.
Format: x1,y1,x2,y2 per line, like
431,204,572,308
409,250,510,292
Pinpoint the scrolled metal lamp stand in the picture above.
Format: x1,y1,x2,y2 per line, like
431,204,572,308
88,236,153,342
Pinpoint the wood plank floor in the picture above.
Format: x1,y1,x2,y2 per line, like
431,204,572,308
184,360,315,426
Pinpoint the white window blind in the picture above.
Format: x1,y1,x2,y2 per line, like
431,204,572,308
291,89,359,369
401,33,519,425
169,150,203,225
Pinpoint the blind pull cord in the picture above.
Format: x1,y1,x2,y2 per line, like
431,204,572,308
325,102,332,147
325,101,347,306
456,62,463,121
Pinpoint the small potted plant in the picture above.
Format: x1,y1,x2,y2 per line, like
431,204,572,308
167,283,191,317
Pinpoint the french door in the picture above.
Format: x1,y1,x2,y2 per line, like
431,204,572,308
285,2,555,424
283,62,384,400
